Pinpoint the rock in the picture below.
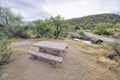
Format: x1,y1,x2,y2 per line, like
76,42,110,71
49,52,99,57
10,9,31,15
76,30,80,34
82,40,92,44
84,32,115,43
71,32,87,40
1,73,9,79
114,56,120,63
73,38,81,42
73,39,91,43
71,32,80,39
113,32,120,39
90,37,98,42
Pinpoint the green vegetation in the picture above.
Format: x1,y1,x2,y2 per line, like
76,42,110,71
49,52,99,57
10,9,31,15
0,6,29,39
33,15,69,39
93,22,109,34
33,20,52,38
1,5,119,40
49,15,69,39
0,38,12,65
105,28,114,35
67,13,120,30
92,22,115,35
0,6,69,39
116,23,120,28
79,28,84,36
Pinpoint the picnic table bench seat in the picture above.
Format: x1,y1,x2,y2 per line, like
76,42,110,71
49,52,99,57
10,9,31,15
27,50,63,67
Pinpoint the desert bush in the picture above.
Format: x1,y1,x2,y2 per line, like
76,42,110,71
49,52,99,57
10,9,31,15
0,38,12,65
105,28,115,35
33,15,69,39
93,22,109,35
33,20,53,38
79,28,84,36
75,25,80,31
49,15,69,39
0,6,29,39
0,31,8,40
116,23,120,29
92,29,101,34
3,26,29,39
25,30,33,38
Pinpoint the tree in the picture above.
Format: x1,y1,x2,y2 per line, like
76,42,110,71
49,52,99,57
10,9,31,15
0,5,28,39
49,15,68,39
33,20,52,38
0,6,23,26
75,25,80,31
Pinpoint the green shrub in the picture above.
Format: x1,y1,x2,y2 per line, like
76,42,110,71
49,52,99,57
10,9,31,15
3,26,29,39
0,31,8,40
105,28,114,35
93,22,109,35
79,29,84,36
25,30,33,38
116,23,120,29
92,29,101,34
0,38,12,65
33,20,53,38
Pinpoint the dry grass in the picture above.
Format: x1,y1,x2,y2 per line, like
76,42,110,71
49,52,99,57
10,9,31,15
68,41,120,69
73,42,109,56
96,56,119,68
67,41,120,80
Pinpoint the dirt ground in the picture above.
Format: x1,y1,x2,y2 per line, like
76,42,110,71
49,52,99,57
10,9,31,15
0,39,119,80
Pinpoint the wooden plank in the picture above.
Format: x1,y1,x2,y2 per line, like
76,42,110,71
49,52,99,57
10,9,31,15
33,41,67,51
28,50,63,62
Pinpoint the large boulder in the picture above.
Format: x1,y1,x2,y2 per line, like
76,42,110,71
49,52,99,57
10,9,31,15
113,32,120,39
71,32,80,39
71,32,87,40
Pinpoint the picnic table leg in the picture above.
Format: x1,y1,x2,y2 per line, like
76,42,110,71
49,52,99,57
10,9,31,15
51,61,56,68
43,49,46,53
56,51,60,56
30,55,37,60
39,47,46,53
39,47,43,52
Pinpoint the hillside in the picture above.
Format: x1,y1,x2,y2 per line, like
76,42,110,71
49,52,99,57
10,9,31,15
67,13,120,29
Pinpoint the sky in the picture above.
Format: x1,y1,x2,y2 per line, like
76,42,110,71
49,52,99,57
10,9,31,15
0,0,120,21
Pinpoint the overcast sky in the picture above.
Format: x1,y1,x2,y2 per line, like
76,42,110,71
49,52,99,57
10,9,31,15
0,0,120,21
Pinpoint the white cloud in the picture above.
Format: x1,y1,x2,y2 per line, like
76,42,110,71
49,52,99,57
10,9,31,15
0,0,120,21
43,0,120,19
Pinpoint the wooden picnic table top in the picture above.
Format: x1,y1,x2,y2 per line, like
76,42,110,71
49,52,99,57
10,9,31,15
33,41,67,51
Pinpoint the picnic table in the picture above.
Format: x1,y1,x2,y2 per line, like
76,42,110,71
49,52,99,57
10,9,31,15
33,41,67,56
28,41,67,68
